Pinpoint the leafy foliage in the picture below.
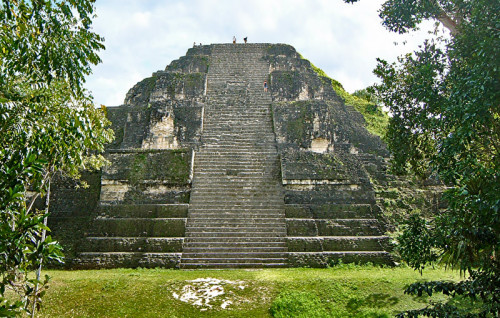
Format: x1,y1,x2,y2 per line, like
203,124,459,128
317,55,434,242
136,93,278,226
0,0,112,316
344,0,499,316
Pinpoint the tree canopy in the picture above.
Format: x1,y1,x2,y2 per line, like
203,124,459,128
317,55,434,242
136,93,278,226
344,0,499,316
0,0,113,316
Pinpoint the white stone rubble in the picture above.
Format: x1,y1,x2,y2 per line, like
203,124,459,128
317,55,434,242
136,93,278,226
172,278,246,310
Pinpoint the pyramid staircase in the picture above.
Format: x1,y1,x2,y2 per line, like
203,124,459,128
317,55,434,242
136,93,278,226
180,44,288,268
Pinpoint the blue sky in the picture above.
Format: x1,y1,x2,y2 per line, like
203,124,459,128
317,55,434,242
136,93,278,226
86,0,436,106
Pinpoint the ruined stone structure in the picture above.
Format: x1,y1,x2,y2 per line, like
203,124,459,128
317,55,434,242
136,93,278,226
49,43,398,268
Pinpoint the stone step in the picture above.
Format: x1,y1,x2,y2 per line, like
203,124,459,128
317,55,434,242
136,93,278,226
187,218,284,224
187,214,284,219
186,225,286,232
203,122,272,126
98,204,188,218
194,171,275,175
204,111,270,115
89,218,186,237
180,257,286,264
286,219,383,236
82,237,183,253
183,241,286,248
188,205,284,209
191,183,281,188
187,215,285,220
188,203,284,207
193,160,278,165
285,204,373,219
185,226,285,231
288,251,394,267
200,141,276,146
184,236,286,243
191,193,283,198
180,262,287,269
194,169,276,174
190,181,281,186
202,121,272,125
186,231,286,238
183,248,287,255
286,236,389,252
182,252,287,259
190,185,281,190
190,190,283,195
188,203,284,209
75,252,181,269
199,144,276,149
200,132,275,137
187,213,284,218
202,127,273,132
188,193,283,198
285,210,374,219
195,152,278,157
193,159,277,164
204,114,271,119
192,170,278,175
193,176,279,180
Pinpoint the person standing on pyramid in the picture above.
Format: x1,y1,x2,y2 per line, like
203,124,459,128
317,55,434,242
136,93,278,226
244,37,248,43
264,80,268,92
233,36,236,44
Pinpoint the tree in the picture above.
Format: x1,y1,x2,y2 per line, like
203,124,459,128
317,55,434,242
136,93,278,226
344,0,499,316
0,1,113,316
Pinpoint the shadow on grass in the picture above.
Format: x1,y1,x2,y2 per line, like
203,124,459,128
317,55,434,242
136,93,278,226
347,293,399,310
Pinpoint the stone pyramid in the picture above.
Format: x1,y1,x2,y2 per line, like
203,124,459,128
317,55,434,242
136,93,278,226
48,43,397,269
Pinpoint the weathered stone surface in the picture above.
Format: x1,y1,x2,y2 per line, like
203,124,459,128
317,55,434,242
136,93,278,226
287,237,389,252
98,204,189,218
73,252,182,269
82,237,184,253
47,171,101,261
288,252,393,267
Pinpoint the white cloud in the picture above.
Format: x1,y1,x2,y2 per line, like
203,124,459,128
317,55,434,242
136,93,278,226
85,0,439,106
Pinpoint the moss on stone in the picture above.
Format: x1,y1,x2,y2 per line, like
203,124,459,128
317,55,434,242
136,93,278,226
112,127,124,146
109,150,191,186
184,72,205,90
129,153,148,185
124,75,158,105
305,60,390,139
166,73,184,97
286,101,312,146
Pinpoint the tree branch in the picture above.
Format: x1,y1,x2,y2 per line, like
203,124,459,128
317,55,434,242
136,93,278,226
431,0,459,35
25,170,52,214
436,12,458,35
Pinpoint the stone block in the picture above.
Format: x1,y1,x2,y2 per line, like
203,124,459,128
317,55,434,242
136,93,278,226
99,204,189,218
91,218,186,237
284,205,312,218
315,219,382,236
286,219,317,236
82,237,184,253
286,237,323,252
288,252,393,267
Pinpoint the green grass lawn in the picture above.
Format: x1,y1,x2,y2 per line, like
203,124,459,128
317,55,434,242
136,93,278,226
37,265,462,318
